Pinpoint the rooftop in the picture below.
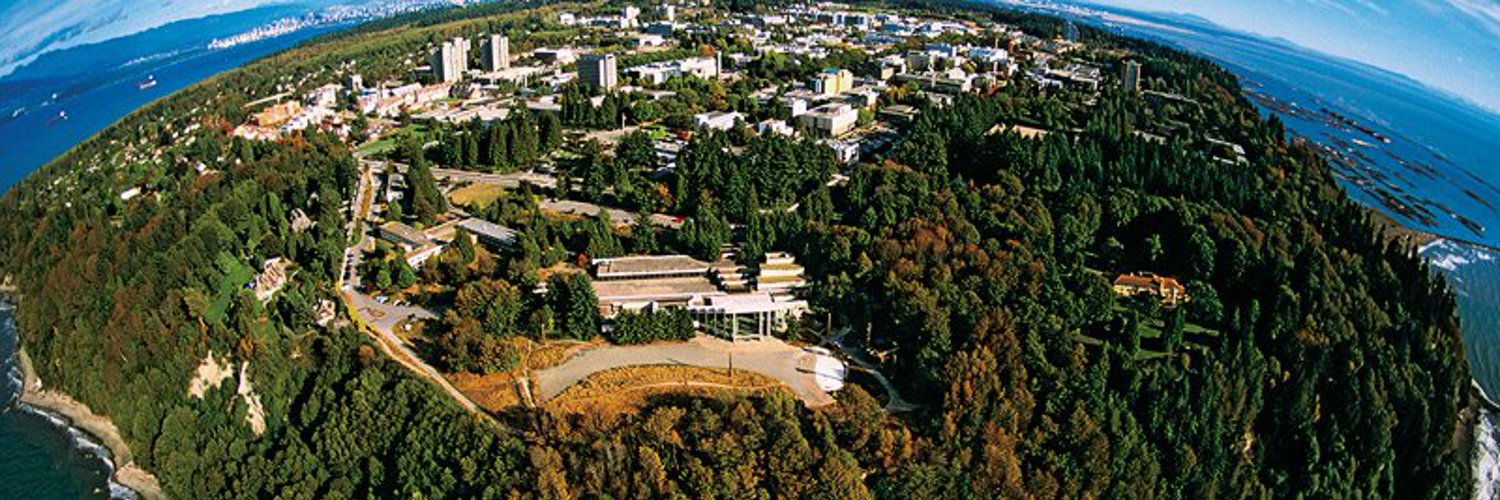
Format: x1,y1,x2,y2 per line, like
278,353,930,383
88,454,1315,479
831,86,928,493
458,218,519,244
592,276,722,302
379,221,431,246
688,292,807,314
593,254,713,279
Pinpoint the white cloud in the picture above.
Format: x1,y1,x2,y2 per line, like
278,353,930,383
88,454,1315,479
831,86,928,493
0,0,291,78
1442,0,1500,37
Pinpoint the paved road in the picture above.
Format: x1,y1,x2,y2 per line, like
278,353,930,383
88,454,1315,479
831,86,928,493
532,336,838,407
341,150,511,431
349,291,439,334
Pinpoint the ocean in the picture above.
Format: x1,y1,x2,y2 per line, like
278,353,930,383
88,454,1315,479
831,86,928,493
0,304,126,499
1038,4,1500,496
0,4,346,192
0,6,353,498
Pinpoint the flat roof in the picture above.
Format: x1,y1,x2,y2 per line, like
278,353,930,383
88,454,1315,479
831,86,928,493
458,218,519,243
594,255,711,278
592,276,722,302
379,221,431,246
688,293,807,314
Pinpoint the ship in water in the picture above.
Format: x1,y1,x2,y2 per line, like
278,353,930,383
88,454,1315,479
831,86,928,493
137,75,158,91
45,110,67,126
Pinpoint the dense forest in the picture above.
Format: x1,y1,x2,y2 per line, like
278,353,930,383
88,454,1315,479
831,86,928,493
0,0,1475,498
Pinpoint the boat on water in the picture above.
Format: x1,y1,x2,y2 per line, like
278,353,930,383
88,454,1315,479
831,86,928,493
138,75,158,91
46,110,67,125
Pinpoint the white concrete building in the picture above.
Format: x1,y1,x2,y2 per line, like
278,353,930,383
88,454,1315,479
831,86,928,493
694,111,744,131
689,293,808,342
482,34,510,71
797,102,858,137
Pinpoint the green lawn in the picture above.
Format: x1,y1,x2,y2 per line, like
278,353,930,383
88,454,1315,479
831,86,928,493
358,124,434,157
207,252,255,324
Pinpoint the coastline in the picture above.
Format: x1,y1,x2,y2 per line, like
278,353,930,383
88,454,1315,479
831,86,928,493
14,346,165,499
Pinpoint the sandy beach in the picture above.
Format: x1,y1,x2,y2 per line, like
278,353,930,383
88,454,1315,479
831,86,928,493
15,347,166,499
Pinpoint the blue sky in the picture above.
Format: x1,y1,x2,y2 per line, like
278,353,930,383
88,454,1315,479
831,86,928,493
2,0,1496,112
1070,0,1500,113
0,0,298,78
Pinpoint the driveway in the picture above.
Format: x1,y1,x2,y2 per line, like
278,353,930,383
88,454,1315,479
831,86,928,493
348,291,439,335
532,336,839,407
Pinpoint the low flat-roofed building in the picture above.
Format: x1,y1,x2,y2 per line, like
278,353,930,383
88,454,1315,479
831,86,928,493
379,221,432,250
627,57,720,85
593,254,712,281
823,139,860,165
879,104,920,124
590,252,814,338
843,87,880,109
593,276,723,317
694,111,743,131
458,218,519,250
533,48,576,65
379,221,446,267
756,252,808,292
757,119,795,137
406,242,445,267
630,34,667,48
891,73,973,94
688,293,808,342
917,91,955,108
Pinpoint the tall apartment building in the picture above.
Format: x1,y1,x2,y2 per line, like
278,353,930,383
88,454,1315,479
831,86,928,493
430,37,471,82
1122,60,1142,92
578,53,619,90
483,34,510,71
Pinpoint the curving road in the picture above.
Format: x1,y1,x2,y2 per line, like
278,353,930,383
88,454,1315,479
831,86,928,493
532,336,838,407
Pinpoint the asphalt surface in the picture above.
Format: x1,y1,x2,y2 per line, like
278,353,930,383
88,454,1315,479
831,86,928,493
532,336,838,407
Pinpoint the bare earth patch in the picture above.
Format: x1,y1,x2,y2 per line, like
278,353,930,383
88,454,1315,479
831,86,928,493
237,362,267,435
187,351,234,398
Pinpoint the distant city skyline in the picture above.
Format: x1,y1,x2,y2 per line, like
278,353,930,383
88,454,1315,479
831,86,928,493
1062,0,1500,114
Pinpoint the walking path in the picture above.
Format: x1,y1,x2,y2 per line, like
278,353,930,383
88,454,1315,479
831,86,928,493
532,336,839,407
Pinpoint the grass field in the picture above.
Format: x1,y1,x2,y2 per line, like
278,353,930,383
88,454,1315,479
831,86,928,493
356,123,434,157
207,252,255,324
547,365,788,414
448,182,506,208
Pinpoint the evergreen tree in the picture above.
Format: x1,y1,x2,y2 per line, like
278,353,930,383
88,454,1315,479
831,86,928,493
455,227,477,263
548,273,599,340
